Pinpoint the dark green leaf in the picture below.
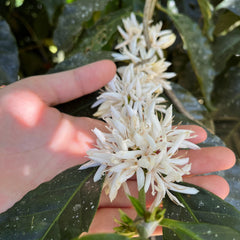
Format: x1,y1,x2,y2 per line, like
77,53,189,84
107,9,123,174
162,183,240,239
213,65,240,156
197,0,215,40
211,64,240,210
73,9,130,53
214,11,240,35
173,0,202,23
162,218,240,240
0,17,19,85
212,28,240,72
121,0,145,12
53,0,112,51
0,166,103,240
41,0,65,24
224,122,240,159
216,0,240,16
170,82,214,131
79,233,129,240
160,6,216,110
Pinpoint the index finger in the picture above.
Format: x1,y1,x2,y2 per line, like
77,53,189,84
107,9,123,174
15,60,116,106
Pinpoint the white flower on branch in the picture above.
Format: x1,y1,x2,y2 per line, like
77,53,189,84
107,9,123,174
80,105,199,209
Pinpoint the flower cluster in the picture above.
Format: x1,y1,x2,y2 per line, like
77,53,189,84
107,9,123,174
80,13,199,209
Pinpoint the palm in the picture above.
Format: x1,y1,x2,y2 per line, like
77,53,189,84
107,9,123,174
0,60,115,212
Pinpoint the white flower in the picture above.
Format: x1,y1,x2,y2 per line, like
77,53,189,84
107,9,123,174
80,12,200,209
113,13,176,63
80,105,199,209
148,22,176,58
93,64,168,118
115,12,143,51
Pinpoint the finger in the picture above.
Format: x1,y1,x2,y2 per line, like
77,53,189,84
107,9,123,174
184,175,230,199
15,60,116,106
176,125,207,144
184,146,236,175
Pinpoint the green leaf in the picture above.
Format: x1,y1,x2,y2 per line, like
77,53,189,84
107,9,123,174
73,9,131,53
213,64,240,118
118,209,134,225
170,82,214,132
162,183,240,240
0,17,19,85
214,11,240,35
0,166,103,240
197,0,215,40
53,0,112,51
128,196,145,217
41,0,65,24
213,65,240,157
160,6,216,110
121,0,145,12
212,28,240,72
79,233,130,240
216,0,240,16
162,218,240,240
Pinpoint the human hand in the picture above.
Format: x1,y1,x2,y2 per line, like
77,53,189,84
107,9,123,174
0,60,116,213
88,125,236,235
0,60,236,237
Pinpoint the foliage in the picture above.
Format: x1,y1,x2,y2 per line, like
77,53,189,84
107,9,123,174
0,166,104,240
0,0,240,239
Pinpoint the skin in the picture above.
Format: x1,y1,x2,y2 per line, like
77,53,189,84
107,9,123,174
0,60,236,235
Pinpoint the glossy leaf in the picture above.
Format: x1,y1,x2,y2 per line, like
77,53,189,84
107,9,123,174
78,233,129,240
212,28,240,72
216,0,240,16
213,65,240,154
121,0,145,12
211,65,240,210
160,6,216,109
0,18,19,85
73,9,130,53
170,82,214,131
213,65,240,119
162,218,240,240
0,166,103,240
53,0,112,51
162,183,240,240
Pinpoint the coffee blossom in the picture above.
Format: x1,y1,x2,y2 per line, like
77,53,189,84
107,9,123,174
80,13,199,209
80,105,199,209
